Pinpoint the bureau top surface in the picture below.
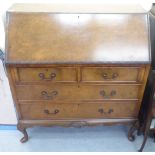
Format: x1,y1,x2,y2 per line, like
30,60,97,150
5,4,151,65
8,3,149,13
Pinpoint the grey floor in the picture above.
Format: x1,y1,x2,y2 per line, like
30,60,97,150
0,125,155,152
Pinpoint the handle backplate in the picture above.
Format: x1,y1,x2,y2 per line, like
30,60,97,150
102,73,118,80
100,90,116,99
98,108,114,114
44,109,59,115
41,90,58,100
39,72,56,81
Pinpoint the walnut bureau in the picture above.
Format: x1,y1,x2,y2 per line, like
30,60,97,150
4,4,151,142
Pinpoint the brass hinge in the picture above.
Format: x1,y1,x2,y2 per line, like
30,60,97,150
0,48,4,62
0,48,7,77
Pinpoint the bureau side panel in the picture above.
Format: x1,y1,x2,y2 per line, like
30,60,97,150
137,64,150,109
6,66,22,119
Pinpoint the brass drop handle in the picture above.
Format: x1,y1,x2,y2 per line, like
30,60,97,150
98,108,114,114
100,90,116,99
102,73,118,80
44,109,59,115
41,91,58,100
39,72,56,81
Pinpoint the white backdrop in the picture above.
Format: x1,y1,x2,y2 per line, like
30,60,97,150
0,0,153,125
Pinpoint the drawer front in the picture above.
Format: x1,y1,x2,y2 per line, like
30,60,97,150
81,67,144,82
15,67,77,82
16,84,140,101
19,102,139,119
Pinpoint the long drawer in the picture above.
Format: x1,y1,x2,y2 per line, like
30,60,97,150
19,102,139,119
16,84,140,101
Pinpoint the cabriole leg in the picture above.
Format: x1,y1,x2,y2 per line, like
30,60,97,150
128,120,139,141
17,123,28,143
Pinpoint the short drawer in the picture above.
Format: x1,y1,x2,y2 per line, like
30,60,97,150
16,84,140,101
14,67,77,82
19,102,139,119
81,67,144,82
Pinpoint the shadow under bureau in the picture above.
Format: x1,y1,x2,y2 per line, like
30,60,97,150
4,4,151,142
